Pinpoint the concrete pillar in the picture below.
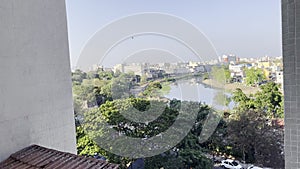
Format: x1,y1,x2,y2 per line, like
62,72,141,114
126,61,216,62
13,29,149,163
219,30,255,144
282,0,300,168
0,0,76,161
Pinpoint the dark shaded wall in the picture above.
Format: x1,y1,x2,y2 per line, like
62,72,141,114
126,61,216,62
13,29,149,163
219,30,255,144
282,0,300,168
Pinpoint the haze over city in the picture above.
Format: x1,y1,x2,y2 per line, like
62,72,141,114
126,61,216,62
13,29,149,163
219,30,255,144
66,0,282,69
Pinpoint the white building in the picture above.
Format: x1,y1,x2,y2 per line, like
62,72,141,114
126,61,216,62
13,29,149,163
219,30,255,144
188,62,206,73
114,63,147,76
221,54,238,64
229,64,245,77
229,64,244,73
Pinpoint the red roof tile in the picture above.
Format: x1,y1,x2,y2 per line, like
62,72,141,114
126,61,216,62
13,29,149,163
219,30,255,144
0,145,119,169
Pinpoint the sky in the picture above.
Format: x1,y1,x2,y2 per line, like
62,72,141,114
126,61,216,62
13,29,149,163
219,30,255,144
66,0,282,69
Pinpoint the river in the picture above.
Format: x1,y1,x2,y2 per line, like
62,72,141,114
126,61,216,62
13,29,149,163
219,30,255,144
164,78,234,110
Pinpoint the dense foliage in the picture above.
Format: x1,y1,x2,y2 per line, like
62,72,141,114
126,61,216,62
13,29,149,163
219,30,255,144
244,68,266,86
77,98,214,169
232,82,284,118
73,69,284,169
227,110,284,168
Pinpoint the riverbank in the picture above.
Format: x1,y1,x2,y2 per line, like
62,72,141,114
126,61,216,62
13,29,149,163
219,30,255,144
202,79,260,95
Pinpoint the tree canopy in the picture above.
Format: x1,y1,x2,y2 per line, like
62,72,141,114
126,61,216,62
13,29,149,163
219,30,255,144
232,82,284,118
77,98,214,169
72,69,284,169
244,68,266,86
227,110,284,168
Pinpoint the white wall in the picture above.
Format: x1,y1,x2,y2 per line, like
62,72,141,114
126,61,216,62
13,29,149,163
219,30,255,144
0,0,76,161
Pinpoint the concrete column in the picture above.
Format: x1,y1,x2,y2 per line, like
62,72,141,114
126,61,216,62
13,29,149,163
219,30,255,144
282,0,300,168
0,0,76,161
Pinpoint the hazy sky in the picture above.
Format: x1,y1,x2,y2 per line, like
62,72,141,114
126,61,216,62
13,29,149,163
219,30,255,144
66,0,282,68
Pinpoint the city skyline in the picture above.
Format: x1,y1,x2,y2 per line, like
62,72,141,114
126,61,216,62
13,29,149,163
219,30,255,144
66,0,282,69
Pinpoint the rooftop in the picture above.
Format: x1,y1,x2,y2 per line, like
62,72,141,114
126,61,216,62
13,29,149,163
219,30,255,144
0,145,119,169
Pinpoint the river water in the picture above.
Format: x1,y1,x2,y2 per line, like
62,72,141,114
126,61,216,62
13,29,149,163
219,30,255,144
164,78,234,110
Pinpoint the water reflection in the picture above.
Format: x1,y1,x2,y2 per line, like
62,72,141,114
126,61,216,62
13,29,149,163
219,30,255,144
164,78,234,110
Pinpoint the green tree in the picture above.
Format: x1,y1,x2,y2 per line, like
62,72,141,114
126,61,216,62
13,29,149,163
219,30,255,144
141,81,163,98
202,73,209,80
86,71,99,79
72,69,87,85
76,126,131,168
254,82,284,118
231,88,255,118
211,66,231,84
80,98,213,168
76,125,101,155
72,83,101,108
244,68,266,86
232,82,284,119
111,74,132,99
149,102,215,169
227,110,284,168
98,69,114,80
227,83,284,167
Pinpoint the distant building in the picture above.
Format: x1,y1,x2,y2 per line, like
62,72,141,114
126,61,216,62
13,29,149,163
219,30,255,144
163,65,176,74
263,68,272,80
239,57,256,63
188,62,206,73
257,61,271,69
144,69,165,79
174,67,190,74
270,65,282,72
188,61,200,67
191,65,206,73
229,64,245,81
113,63,147,76
221,54,239,64
229,64,244,73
